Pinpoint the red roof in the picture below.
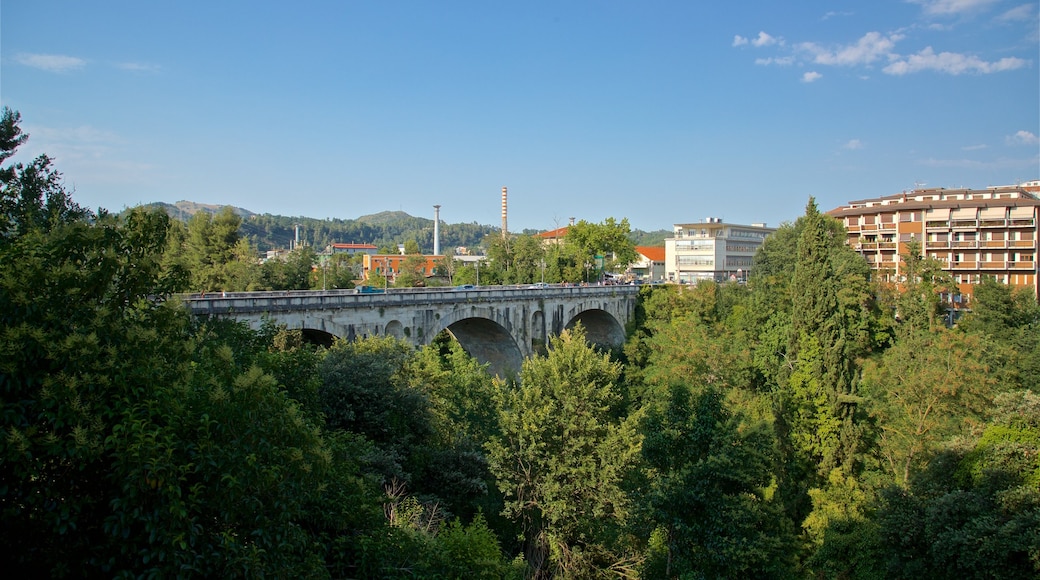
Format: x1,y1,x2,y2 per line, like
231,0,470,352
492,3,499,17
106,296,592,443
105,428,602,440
332,243,377,249
534,226,569,239
636,246,665,262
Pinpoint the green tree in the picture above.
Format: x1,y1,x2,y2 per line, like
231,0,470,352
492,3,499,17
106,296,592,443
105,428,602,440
894,238,954,333
181,206,261,291
957,277,1040,391
394,253,430,287
640,384,794,578
786,198,875,477
565,218,639,278
318,336,433,485
864,391,1040,579
486,327,642,577
0,107,88,242
861,328,996,485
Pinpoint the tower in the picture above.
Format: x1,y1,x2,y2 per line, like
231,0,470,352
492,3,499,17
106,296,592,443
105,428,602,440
433,205,441,256
501,186,508,239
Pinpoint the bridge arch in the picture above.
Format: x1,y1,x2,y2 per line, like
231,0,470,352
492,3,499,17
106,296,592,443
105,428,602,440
442,317,524,377
432,308,525,377
564,308,626,351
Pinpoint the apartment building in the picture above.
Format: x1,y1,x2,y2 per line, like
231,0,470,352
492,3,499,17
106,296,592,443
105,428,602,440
664,218,776,283
826,185,1040,303
362,254,444,283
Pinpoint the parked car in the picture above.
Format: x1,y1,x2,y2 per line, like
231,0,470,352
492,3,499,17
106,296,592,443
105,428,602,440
454,284,476,290
354,285,386,294
528,282,550,289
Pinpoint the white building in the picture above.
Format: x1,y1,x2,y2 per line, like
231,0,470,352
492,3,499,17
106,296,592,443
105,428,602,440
664,218,776,283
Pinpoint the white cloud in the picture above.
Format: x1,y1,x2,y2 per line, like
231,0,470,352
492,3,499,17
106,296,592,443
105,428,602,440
1006,130,1040,146
918,154,1039,170
843,139,864,150
798,32,904,66
755,56,795,66
997,4,1035,22
732,35,748,47
911,0,1001,16
802,71,823,83
884,46,1029,74
822,11,854,20
752,31,782,47
15,52,86,73
116,62,161,73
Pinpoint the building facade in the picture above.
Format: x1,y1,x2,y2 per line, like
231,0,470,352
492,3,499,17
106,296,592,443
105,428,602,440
664,218,776,283
628,246,666,282
362,254,444,284
826,186,1040,303
330,243,378,255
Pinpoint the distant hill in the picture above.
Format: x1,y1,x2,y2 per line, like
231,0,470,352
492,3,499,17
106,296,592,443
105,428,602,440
141,201,256,222
138,201,669,252
138,201,498,253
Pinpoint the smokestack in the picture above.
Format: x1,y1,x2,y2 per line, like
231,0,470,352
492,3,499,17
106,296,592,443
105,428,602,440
501,186,508,239
569,217,575,226
433,205,441,256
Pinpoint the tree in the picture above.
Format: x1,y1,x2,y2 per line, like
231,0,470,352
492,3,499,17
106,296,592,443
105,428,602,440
486,327,641,577
640,384,795,579
0,107,88,242
180,206,261,291
565,218,639,277
394,253,430,287
894,238,954,333
957,277,1040,392
861,328,996,485
318,336,433,485
863,391,1040,579
786,198,875,477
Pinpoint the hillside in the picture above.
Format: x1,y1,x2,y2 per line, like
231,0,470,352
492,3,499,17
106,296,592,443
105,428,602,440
139,201,670,252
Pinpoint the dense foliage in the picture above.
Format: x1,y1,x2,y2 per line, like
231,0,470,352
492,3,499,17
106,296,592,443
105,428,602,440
3,107,1038,577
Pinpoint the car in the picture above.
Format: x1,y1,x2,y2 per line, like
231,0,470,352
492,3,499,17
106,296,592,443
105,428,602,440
454,284,476,290
528,282,550,289
354,285,386,294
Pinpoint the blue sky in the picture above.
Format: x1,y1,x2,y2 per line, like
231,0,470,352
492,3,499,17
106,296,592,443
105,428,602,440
2,1,1037,232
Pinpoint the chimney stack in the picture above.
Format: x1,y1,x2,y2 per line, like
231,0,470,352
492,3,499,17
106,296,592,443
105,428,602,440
501,186,508,239
433,205,441,256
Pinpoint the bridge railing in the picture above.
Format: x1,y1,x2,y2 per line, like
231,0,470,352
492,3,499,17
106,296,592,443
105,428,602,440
180,284,640,315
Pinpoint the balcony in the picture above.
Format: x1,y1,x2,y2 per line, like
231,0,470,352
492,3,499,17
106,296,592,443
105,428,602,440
951,220,978,229
1010,261,1035,270
926,241,950,249
980,240,1008,249
925,221,949,229
878,242,897,250
951,241,978,249
1010,240,1037,248
950,261,978,270
979,261,1006,270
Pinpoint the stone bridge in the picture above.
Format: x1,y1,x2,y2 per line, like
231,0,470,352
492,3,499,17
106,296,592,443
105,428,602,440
183,285,640,376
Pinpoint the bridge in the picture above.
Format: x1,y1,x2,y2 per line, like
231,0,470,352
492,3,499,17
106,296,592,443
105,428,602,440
183,285,640,376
